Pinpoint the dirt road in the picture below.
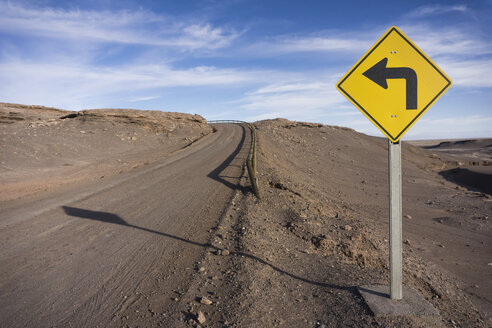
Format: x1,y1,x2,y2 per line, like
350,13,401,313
0,123,248,328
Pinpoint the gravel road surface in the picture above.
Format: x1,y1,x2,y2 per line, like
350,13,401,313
0,123,247,328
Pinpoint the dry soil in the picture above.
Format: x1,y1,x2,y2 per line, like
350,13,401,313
1,104,491,328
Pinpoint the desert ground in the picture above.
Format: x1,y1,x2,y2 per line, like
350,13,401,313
0,103,490,327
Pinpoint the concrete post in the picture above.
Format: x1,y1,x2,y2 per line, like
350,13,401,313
389,140,402,300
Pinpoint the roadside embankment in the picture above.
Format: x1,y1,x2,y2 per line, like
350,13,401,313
178,119,490,327
0,103,212,201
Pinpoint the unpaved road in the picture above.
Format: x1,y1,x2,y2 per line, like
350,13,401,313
0,123,247,328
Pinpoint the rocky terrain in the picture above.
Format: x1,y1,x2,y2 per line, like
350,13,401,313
1,104,490,327
0,102,212,201
167,119,491,328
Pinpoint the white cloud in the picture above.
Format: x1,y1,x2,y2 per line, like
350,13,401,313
373,24,492,89
438,57,492,87
261,36,369,54
0,59,273,109
244,33,373,56
126,95,160,102
244,22,491,62
405,115,492,140
239,80,351,122
0,2,238,50
243,22,473,61
400,25,492,57
252,82,330,94
408,4,470,18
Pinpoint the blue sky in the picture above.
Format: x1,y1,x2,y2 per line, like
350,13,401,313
0,0,491,139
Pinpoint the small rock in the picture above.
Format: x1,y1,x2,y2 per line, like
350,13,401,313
197,311,206,324
438,244,445,248
404,239,410,245
221,249,230,256
198,267,205,272
343,225,352,231
404,215,412,219
487,263,492,266
200,296,213,305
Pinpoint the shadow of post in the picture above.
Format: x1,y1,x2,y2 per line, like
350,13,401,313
62,206,355,293
207,124,249,193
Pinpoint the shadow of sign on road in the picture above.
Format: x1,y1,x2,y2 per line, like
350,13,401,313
62,206,355,293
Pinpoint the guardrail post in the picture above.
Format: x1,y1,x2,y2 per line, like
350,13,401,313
252,128,257,176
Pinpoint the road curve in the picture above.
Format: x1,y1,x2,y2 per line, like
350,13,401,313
0,123,248,328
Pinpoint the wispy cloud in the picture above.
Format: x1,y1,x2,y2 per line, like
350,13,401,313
406,115,492,139
253,82,329,94
239,80,350,121
126,95,160,102
246,23,492,91
246,35,371,55
438,57,492,87
408,4,470,18
394,25,492,88
0,60,273,109
400,25,492,57
244,21,491,61
0,2,239,50
247,22,492,60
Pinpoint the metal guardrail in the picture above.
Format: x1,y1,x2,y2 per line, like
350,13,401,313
208,120,260,199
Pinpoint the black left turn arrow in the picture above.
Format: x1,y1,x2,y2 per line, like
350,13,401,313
363,57,417,110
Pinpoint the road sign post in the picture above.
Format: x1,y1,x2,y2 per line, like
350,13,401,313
336,26,451,306
388,140,402,299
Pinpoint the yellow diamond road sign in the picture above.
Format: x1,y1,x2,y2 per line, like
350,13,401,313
336,26,452,142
